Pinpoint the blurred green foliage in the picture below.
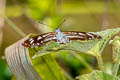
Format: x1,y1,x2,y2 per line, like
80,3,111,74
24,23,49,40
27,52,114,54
0,59,12,80
26,0,56,20
57,51,95,77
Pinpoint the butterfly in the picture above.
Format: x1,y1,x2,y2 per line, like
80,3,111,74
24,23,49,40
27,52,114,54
22,28,102,48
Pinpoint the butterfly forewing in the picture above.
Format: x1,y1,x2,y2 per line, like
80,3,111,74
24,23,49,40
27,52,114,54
22,31,102,48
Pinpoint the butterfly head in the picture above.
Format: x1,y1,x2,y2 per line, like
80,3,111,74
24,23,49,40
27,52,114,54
55,28,62,35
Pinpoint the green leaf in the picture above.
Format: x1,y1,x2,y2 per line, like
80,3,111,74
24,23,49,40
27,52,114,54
30,50,66,80
76,70,119,80
33,28,120,70
30,42,67,80
34,28,120,57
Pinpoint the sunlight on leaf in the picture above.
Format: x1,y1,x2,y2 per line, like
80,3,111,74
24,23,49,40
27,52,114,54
76,70,119,80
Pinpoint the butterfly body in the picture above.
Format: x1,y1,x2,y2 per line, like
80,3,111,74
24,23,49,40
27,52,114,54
55,28,69,44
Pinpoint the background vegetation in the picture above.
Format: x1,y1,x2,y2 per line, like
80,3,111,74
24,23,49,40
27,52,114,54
0,0,120,80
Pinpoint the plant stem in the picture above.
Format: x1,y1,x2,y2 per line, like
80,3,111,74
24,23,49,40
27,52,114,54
96,54,104,71
4,16,26,37
109,36,120,76
112,62,120,76
112,46,120,76
71,52,93,72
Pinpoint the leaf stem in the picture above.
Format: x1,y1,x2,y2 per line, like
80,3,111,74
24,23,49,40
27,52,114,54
112,62,120,76
109,37,120,76
112,46,120,76
4,16,26,37
96,54,104,71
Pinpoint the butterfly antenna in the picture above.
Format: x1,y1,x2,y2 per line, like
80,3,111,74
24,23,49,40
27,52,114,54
38,21,53,28
38,18,65,28
57,19,66,28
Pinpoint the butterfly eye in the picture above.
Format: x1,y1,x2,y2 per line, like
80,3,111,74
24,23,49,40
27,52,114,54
55,28,61,34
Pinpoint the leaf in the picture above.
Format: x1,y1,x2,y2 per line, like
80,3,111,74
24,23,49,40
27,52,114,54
30,48,66,80
5,35,41,80
32,54,66,80
5,35,66,80
76,70,119,80
34,28,120,57
33,28,120,70
64,28,120,56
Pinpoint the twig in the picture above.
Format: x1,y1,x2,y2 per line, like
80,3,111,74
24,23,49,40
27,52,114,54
112,62,120,76
4,16,26,37
109,37,120,76
112,46,120,76
0,0,6,50
96,54,104,71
